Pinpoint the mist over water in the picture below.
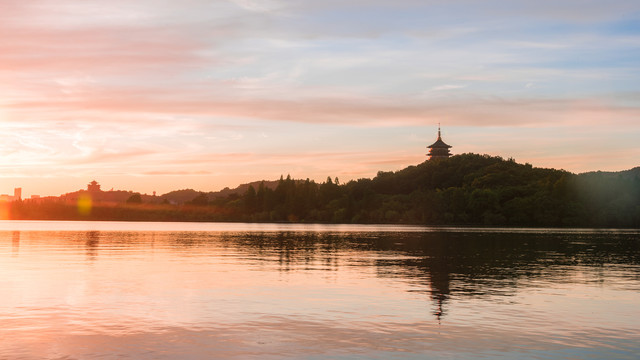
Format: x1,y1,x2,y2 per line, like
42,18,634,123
1,222,639,359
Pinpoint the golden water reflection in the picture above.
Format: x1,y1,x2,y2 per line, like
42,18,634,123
0,226,639,359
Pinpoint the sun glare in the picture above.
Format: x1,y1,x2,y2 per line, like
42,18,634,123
77,194,92,216
0,201,9,220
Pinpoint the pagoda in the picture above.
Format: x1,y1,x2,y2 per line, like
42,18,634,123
87,180,101,192
427,125,452,160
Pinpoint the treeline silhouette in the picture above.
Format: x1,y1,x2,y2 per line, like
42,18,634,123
8,154,640,227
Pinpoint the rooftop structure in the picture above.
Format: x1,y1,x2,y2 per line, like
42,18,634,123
427,125,452,160
88,180,101,192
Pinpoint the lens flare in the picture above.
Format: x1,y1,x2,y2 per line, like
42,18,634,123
77,194,92,216
0,201,9,220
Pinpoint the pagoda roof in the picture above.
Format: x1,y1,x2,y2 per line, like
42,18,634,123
428,136,452,148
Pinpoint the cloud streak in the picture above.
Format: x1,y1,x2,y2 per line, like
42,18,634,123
6,89,640,128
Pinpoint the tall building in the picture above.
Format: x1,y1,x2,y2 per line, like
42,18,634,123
427,125,452,160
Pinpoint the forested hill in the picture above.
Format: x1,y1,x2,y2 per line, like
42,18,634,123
10,153,640,227
351,153,639,227
193,153,638,227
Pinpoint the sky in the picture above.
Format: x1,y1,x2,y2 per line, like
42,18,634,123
1,0,639,197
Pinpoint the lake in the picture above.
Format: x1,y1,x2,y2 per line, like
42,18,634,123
0,221,639,359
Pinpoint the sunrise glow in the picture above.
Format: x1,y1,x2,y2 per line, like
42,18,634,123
1,1,638,197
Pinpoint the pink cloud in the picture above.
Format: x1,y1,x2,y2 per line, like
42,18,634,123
6,90,640,128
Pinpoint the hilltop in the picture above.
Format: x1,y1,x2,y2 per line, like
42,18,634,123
160,180,281,205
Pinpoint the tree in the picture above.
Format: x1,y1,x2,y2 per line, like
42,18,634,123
244,185,257,213
189,193,209,206
126,193,143,204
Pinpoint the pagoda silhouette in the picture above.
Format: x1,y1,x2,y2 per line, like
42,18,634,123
427,124,452,160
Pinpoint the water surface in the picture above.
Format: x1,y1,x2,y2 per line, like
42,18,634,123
1,221,638,359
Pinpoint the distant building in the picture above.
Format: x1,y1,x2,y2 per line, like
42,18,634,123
427,125,452,160
87,180,101,192
0,188,22,202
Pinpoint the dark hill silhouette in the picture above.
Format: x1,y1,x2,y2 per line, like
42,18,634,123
159,189,201,205
8,154,640,227
160,180,281,205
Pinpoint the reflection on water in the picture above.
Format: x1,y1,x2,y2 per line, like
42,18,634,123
11,230,19,256
85,231,100,261
0,222,639,359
